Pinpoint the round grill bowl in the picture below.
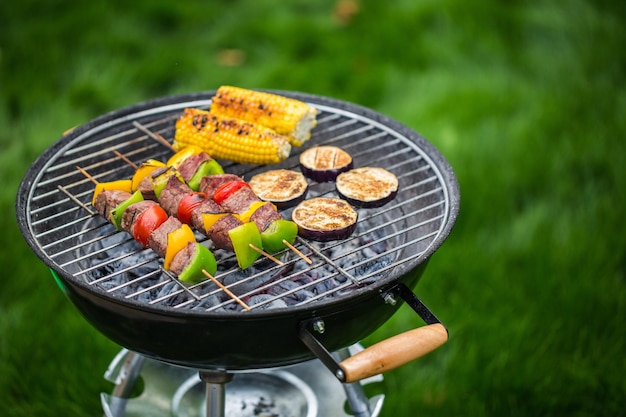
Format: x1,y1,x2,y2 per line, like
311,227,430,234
16,90,459,371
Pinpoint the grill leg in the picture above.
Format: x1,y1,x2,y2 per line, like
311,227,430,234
101,350,146,417
198,370,233,417
334,348,372,417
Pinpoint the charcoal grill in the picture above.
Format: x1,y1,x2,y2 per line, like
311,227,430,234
16,90,459,416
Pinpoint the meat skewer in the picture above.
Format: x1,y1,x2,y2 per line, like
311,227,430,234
98,150,287,269
76,166,251,311
136,169,283,269
77,168,211,279
114,145,311,265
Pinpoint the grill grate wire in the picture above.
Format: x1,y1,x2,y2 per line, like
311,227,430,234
24,100,450,313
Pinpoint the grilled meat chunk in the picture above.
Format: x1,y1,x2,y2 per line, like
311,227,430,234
159,176,193,216
207,214,242,251
177,152,212,182
190,198,222,232
137,176,156,201
250,202,283,232
120,200,159,233
169,241,196,276
148,216,183,257
219,185,260,214
198,174,241,199
93,190,132,223
137,166,172,201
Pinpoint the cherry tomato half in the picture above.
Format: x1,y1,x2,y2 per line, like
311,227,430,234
132,205,169,247
177,192,207,225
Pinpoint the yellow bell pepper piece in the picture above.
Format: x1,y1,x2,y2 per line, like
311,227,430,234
201,213,227,234
164,224,196,270
131,159,166,191
166,146,204,168
233,201,273,223
92,180,133,206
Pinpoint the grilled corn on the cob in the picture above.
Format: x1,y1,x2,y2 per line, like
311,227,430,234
173,108,291,165
210,86,318,147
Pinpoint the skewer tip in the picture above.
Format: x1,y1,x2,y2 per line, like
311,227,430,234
112,150,139,169
202,269,251,311
282,239,312,264
248,243,284,266
76,166,99,184
133,121,175,151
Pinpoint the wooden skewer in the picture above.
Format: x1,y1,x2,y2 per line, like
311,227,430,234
124,125,314,266
133,121,175,151
112,150,138,169
57,185,95,215
249,243,283,266
202,269,251,311
75,165,253,309
83,156,290,269
76,166,98,185
282,239,312,264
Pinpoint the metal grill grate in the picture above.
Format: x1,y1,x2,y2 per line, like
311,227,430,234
23,94,452,313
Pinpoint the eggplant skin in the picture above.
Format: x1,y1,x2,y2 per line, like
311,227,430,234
292,197,358,242
336,167,399,208
299,146,353,182
340,190,398,208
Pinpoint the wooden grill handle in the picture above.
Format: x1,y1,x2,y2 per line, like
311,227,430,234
339,323,448,383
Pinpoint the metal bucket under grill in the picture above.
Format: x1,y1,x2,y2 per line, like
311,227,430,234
17,90,459,374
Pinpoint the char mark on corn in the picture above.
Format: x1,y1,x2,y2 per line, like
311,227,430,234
173,108,291,165
210,85,318,147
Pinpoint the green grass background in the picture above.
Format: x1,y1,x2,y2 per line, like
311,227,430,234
1,0,625,415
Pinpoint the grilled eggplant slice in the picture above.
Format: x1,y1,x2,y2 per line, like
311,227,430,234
299,146,353,182
336,167,399,208
292,197,358,242
248,169,308,209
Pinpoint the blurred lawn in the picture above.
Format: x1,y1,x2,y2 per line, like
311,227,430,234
1,0,625,416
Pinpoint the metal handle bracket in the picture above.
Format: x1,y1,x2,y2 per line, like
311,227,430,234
299,283,447,383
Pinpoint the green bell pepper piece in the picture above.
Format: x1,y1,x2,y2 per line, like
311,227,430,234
110,190,144,230
260,219,298,253
177,243,217,284
151,167,184,199
187,160,225,191
228,222,262,269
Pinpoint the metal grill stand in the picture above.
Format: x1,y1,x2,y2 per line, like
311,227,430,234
198,370,233,417
102,346,384,417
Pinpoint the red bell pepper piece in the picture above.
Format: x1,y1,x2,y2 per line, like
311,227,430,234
213,180,250,205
